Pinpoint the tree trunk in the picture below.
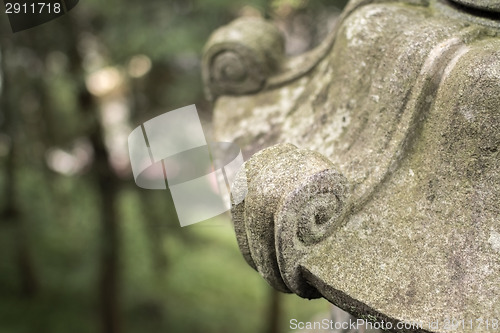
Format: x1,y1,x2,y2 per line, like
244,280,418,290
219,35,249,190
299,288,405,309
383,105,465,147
81,87,122,333
59,11,123,331
0,45,39,298
97,173,120,333
266,288,282,333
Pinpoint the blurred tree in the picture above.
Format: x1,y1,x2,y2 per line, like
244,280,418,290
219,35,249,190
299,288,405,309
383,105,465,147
0,44,40,298
266,289,283,333
79,82,122,333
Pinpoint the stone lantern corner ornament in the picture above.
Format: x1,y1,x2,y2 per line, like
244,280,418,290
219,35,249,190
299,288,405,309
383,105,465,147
202,1,500,332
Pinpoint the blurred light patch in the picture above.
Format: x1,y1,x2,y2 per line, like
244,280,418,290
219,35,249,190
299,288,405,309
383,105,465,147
100,99,129,126
46,149,78,175
128,55,152,78
45,139,93,175
100,99,132,175
86,67,124,97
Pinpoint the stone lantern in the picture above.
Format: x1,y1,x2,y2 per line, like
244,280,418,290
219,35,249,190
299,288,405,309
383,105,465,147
202,1,500,331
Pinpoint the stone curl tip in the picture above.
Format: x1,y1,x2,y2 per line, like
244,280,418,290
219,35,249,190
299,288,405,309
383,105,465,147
202,17,285,100
231,144,351,298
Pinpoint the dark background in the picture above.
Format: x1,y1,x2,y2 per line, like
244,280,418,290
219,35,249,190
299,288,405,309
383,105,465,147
0,1,347,332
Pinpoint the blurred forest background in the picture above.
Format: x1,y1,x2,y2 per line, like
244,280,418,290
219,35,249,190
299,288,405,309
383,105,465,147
0,0,347,332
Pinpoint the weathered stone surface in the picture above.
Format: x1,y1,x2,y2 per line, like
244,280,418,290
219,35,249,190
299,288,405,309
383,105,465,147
205,1,500,332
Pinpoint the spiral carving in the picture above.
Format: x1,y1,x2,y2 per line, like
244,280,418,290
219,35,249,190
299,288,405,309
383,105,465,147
212,52,247,82
231,144,351,298
277,169,350,246
275,169,350,298
202,17,285,99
